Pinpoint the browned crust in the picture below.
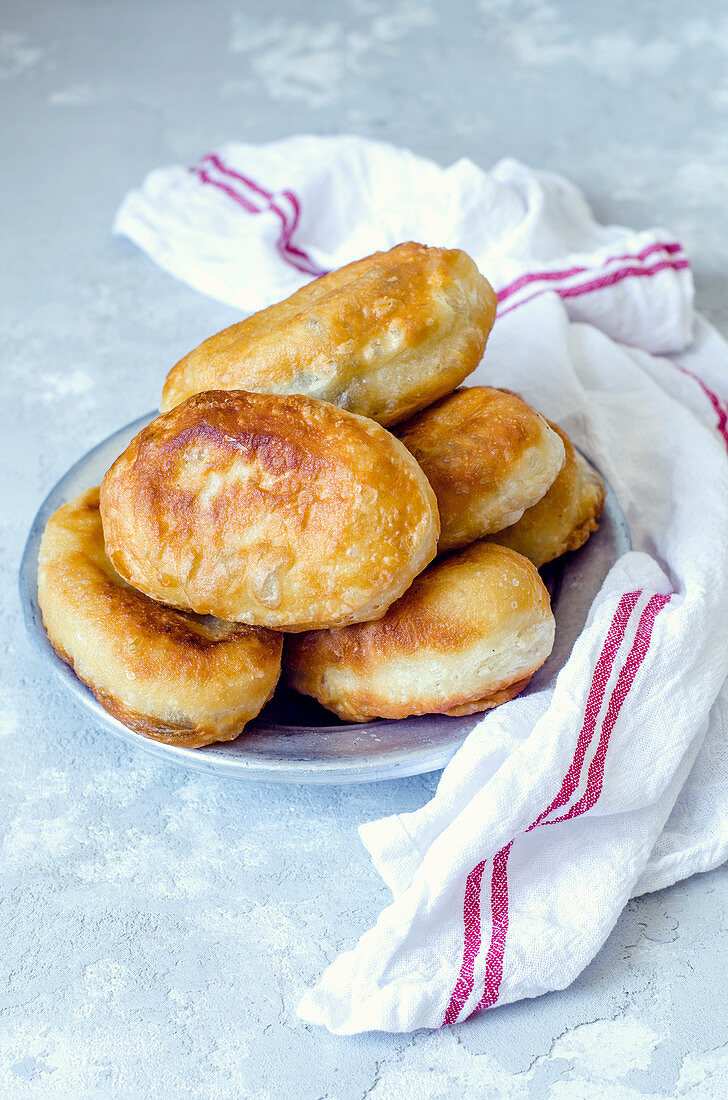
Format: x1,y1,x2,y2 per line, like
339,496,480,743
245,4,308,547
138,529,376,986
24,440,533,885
160,242,497,426
560,503,602,556
285,542,555,722
442,676,533,717
396,386,565,553
100,390,439,629
327,674,536,723
50,636,279,748
488,423,606,567
38,488,283,747
90,679,279,749
288,542,551,666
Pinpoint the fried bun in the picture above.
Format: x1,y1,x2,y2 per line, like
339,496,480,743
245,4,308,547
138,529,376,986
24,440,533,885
38,488,283,748
489,423,606,567
396,386,565,553
285,542,555,722
100,390,440,631
160,242,497,426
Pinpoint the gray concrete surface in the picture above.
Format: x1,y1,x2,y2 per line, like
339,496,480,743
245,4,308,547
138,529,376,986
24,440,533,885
2,0,728,1095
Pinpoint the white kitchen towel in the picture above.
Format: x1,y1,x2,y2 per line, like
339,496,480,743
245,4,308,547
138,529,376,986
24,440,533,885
115,136,728,1034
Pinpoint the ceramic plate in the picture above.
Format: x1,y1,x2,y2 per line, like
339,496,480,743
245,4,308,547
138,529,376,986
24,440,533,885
20,413,631,783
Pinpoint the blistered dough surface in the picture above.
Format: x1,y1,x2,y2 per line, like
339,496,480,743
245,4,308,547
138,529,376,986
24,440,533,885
397,386,566,553
488,422,606,567
100,390,440,630
285,541,555,721
38,488,282,747
161,242,497,426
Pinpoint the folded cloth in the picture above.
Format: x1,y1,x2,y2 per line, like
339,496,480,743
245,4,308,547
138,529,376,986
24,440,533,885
115,136,728,1034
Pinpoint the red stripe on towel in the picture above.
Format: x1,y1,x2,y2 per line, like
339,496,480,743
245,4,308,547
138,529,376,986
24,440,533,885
474,842,514,1011
198,153,329,277
444,589,672,1025
497,258,690,320
670,361,728,453
441,859,489,1025
527,592,640,832
496,241,684,305
544,593,673,826
443,593,639,1024
191,166,260,214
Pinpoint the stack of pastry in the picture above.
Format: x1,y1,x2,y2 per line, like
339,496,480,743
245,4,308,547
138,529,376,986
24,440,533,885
38,243,605,746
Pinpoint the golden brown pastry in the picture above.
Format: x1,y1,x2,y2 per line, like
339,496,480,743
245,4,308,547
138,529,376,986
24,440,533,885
488,423,606,567
100,390,440,631
37,488,282,748
396,386,565,554
285,542,555,722
160,242,497,426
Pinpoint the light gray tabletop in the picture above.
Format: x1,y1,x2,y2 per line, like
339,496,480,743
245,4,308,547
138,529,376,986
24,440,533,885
2,1,728,1096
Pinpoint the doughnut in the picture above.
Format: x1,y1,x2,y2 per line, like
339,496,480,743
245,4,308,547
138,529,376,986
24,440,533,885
37,488,282,748
160,242,497,426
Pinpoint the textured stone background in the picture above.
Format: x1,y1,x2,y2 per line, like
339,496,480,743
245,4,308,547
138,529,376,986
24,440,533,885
2,0,728,1095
